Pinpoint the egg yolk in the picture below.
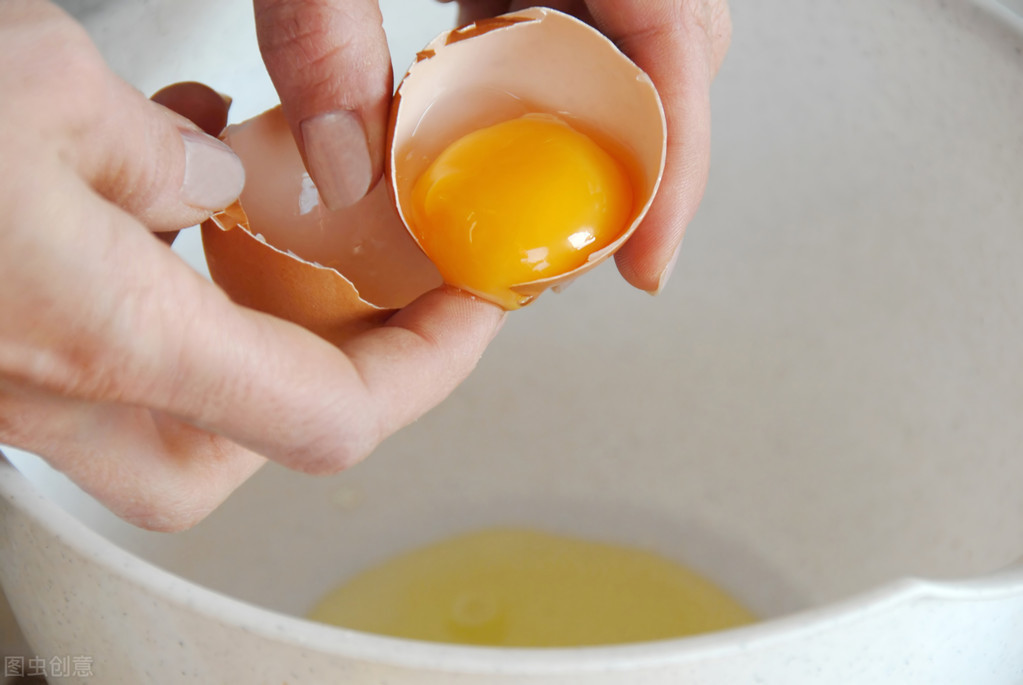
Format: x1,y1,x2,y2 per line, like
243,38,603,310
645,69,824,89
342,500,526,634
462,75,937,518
409,114,634,309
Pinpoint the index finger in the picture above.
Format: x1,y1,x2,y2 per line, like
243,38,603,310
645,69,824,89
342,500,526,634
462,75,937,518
254,0,393,210
587,0,732,293
173,284,506,475
141,82,507,474
35,174,504,475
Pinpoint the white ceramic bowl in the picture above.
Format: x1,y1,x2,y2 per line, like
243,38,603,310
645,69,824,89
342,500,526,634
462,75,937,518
3,0,1023,682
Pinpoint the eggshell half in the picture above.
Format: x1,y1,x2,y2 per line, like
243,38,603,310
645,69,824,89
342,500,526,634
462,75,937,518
388,7,667,308
202,107,442,346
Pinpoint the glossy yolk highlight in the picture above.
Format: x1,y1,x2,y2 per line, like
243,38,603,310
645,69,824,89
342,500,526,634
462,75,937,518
409,114,633,309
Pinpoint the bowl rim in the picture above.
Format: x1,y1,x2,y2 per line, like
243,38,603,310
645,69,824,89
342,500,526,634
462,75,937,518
3,450,1023,675
2,0,1023,674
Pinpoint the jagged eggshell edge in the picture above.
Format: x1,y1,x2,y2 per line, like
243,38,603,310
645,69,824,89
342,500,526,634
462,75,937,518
387,7,667,308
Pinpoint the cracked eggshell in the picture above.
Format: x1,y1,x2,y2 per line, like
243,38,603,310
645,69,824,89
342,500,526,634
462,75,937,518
387,7,667,308
202,107,442,346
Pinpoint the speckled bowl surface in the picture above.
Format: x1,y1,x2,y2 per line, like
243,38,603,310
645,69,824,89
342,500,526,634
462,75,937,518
3,0,1023,683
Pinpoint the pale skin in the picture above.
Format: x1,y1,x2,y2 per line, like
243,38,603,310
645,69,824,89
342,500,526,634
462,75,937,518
0,0,730,531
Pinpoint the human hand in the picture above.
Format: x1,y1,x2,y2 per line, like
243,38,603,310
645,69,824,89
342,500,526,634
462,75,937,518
452,1,732,293
0,1,504,531
254,0,730,294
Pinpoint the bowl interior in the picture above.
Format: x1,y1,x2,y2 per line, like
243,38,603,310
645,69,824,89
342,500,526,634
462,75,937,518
10,0,1023,632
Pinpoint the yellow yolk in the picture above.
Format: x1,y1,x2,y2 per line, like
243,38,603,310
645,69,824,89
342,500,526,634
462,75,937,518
307,528,756,647
409,114,634,309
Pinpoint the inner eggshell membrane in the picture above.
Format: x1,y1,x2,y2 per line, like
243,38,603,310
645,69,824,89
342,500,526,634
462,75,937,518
202,107,441,345
225,108,441,307
203,8,664,341
389,8,666,309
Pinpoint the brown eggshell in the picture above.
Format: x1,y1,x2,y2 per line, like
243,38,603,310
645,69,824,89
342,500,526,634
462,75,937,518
202,205,390,345
203,107,442,346
388,7,667,309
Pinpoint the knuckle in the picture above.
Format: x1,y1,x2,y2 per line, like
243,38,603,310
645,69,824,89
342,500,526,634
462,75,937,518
119,496,214,532
100,143,171,222
1,5,109,130
287,443,361,476
0,300,153,406
684,0,732,71
111,429,249,532
118,469,226,532
0,339,108,402
47,332,130,401
256,0,339,60
0,387,34,449
709,0,733,66
255,0,388,104
286,414,382,476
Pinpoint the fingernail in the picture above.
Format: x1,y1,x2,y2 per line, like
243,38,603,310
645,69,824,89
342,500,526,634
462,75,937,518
180,129,245,210
648,242,683,296
301,109,373,210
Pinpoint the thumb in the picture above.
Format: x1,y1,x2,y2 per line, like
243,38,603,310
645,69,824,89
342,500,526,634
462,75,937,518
89,87,246,232
6,1,245,233
37,45,246,231
254,0,393,210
